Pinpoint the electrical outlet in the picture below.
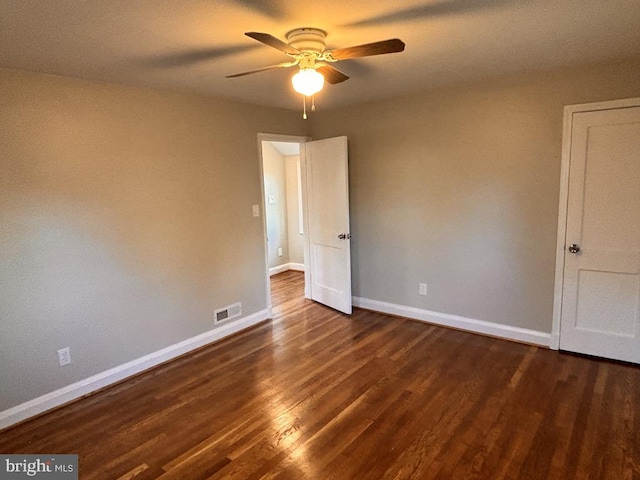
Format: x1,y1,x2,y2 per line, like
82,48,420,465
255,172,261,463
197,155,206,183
57,347,71,367
252,205,260,217
278,247,283,257
419,283,428,296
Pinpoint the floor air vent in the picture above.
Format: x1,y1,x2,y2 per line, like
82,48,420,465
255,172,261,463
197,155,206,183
214,302,242,324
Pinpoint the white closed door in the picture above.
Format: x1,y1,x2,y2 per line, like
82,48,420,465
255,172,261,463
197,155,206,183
559,104,640,363
305,136,352,314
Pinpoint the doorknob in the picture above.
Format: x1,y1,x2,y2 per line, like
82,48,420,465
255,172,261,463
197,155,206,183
338,233,352,240
568,243,581,254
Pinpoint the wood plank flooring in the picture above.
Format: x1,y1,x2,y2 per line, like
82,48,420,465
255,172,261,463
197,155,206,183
1,270,639,479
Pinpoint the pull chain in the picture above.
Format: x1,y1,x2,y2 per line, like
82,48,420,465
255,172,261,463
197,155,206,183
311,96,316,112
302,96,307,120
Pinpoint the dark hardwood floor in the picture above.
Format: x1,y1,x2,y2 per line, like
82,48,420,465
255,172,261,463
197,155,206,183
1,270,639,479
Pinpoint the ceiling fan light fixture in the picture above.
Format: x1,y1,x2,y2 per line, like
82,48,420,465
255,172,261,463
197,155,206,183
228,29,405,117
292,68,324,96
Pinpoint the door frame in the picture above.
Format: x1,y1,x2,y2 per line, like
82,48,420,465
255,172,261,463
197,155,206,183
551,96,640,350
257,133,311,317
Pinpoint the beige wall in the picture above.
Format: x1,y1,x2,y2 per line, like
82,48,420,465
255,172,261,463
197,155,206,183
262,141,289,269
2,59,640,415
0,68,307,410
310,60,640,333
284,155,304,265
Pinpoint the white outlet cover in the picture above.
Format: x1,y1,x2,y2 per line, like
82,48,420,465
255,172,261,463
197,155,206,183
252,204,260,217
57,347,71,366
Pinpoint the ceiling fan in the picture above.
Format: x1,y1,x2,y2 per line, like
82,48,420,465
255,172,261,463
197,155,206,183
227,28,405,117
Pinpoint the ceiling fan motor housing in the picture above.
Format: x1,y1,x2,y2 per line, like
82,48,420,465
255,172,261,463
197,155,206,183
286,28,327,54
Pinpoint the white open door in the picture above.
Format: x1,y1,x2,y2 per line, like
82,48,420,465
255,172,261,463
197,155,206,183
304,136,352,314
558,101,640,363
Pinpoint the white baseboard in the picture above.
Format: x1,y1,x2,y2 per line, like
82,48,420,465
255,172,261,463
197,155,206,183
0,310,269,430
352,297,550,347
269,263,305,276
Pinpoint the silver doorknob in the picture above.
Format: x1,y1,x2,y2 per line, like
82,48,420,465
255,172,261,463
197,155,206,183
568,244,580,254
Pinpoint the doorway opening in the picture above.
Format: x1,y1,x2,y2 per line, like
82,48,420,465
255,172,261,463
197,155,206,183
258,134,309,315
258,134,352,317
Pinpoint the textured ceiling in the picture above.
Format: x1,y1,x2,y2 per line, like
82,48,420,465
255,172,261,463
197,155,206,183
269,141,301,156
1,0,639,110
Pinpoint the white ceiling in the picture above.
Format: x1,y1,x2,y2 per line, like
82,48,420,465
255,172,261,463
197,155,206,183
268,141,301,156
1,0,639,111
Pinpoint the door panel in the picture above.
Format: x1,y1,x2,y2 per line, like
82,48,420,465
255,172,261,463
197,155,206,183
305,136,352,314
560,105,640,363
575,270,638,336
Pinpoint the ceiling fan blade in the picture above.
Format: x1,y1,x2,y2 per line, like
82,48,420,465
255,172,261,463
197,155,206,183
245,32,300,55
317,65,349,84
328,39,405,60
226,62,295,78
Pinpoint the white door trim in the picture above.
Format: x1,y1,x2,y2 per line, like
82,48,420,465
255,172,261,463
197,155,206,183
551,97,640,350
257,133,311,317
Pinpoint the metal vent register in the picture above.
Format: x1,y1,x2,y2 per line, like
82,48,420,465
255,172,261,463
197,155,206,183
214,302,242,324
